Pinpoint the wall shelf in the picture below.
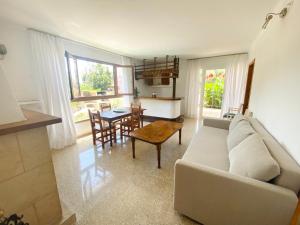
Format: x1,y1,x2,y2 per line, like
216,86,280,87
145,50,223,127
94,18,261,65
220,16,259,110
134,56,179,80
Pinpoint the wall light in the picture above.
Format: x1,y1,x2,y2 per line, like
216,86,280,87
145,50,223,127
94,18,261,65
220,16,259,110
0,44,7,60
262,7,288,29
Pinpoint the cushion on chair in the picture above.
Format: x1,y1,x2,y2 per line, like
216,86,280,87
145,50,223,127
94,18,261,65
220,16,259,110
227,120,255,151
229,113,247,131
229,133,280,181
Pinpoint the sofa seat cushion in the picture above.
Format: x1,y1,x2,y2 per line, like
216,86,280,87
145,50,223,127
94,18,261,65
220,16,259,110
227,120,255,151
183,126,229,171
229,133,280,181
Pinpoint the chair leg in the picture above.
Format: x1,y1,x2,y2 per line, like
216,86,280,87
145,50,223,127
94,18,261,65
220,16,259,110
120,125,123,142
109,131,113,147
114,129,117,143
92,131,96,145
101,134,105,149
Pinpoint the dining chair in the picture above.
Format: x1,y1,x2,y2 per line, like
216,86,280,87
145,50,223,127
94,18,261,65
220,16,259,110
100,103,112,112
100,102,121,141
223,104,244,119
120,105,141,141
130,102,144,127
88,109,116,148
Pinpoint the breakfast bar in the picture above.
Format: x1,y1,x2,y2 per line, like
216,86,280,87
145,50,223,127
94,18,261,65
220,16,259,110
137,97,182,120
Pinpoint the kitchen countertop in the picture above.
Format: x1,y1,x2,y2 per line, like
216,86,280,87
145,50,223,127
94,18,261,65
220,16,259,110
138,96,183,101
0,109,62,136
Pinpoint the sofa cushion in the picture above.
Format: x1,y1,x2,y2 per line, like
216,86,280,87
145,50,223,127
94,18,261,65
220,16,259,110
249,118,300,194
229,113,247,131
227,120,255,151
229,133,280,181
183,126,229,171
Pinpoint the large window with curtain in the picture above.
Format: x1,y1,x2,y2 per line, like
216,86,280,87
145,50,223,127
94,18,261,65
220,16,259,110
65,52,134,122
65,52,134,101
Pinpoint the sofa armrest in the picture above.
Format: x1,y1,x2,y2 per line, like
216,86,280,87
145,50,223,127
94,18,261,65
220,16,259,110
203,117,230,130
174,160,297,225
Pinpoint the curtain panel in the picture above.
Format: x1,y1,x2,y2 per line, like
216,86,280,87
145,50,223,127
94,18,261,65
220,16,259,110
29,30,76,149
184,60,204,118
221,54,248,116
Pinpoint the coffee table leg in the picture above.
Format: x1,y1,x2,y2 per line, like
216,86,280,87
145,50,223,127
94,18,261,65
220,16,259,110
132,137,135,158
157,144,161,169
179,128,182,145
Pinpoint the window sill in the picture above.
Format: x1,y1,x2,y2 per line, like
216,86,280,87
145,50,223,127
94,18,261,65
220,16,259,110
71,94,133,102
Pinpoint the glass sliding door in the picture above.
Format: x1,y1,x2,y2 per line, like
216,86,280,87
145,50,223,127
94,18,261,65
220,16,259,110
202,69,225,118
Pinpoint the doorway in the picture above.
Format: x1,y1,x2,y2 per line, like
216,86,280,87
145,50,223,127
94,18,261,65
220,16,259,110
243,60,255,114
202,69,225,118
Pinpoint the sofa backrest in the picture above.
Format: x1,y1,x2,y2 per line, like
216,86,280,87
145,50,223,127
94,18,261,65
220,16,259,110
249,118,300,194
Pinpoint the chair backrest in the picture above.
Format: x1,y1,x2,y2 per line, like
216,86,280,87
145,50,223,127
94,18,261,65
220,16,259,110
88,109,95,127
131,102,141,108
229,104,243,114
100,103,111,112
88,109,104,130
131,105,141,123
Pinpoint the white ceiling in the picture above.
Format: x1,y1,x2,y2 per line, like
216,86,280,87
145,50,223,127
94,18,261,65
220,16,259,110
0,0,277,59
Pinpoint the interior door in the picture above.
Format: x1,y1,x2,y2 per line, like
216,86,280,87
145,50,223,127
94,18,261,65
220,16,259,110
243,60,255,114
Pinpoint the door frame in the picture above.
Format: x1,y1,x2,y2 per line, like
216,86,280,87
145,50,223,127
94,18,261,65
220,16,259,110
242,59,255,114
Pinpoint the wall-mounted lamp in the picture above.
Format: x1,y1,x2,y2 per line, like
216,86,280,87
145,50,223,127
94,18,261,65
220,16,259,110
262,7,288,29
0,44,7,60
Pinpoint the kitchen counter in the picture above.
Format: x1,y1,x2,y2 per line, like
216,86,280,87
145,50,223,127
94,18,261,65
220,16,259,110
0,109,62,136
137,97,182,119
138,96,183,101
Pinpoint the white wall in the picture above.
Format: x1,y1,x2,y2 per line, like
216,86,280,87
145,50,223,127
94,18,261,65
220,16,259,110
0,18,136,136
248,0,300,164
192,55,234,70
0,18,38,102
63,39,123,65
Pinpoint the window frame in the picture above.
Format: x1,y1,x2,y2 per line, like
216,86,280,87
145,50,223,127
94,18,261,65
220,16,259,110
65,51,134,102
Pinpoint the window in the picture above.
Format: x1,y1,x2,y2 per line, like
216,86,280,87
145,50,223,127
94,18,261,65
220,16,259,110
65,52,134,101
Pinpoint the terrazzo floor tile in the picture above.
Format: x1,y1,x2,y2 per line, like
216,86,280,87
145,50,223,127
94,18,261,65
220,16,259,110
52,119,201,225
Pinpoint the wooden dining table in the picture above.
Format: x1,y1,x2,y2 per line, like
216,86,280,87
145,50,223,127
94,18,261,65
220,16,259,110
92,107,145,145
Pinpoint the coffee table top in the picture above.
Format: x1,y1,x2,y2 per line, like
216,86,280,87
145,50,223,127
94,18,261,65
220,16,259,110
130,120,183,144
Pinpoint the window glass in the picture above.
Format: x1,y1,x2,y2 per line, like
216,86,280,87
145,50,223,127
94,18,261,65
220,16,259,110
76,59,115,97
66,53,134,100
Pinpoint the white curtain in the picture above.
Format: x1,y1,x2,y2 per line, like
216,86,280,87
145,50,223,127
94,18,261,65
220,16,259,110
29,30,76,149
184,60,204,118
221,54,248,116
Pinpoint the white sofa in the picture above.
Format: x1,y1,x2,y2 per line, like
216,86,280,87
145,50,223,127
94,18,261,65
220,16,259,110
174,117,300,225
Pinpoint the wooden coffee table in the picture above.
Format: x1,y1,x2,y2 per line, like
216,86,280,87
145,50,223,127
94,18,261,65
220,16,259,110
130,120,183,168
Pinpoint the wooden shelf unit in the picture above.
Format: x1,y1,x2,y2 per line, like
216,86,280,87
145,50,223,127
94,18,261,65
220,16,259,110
134,56,179,97
134,56,179,80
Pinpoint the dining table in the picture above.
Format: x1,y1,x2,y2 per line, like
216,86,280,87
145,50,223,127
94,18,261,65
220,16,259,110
92,107,145,145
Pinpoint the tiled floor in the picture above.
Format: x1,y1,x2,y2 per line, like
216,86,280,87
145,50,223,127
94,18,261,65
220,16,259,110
52,119,200,225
